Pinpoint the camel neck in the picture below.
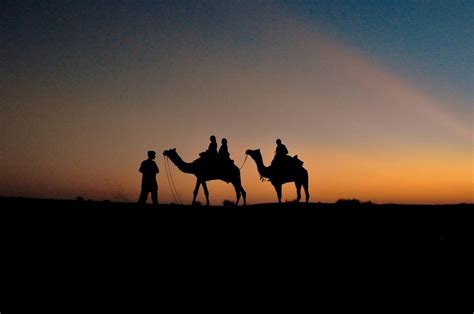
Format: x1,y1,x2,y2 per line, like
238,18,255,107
168,153,194,174
252,153,270,178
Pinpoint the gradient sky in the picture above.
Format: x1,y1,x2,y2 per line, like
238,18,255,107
1,1,472,204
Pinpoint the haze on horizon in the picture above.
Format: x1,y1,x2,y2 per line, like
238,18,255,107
1,1,472,204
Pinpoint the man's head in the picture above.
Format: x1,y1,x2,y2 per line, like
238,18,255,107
276,139,282,145
222,138,227,144
210,135,216,142
147,150,156,159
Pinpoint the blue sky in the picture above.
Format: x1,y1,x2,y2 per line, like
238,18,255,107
279,0,473,99
3,1,472,99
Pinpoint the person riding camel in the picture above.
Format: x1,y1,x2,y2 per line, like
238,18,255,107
218,138,230,160
200,135,217,159
272,138,289,168
275,139,288,158
218,137,234,169
272,139,304,169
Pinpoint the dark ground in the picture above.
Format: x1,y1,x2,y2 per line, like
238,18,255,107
1,196,471,309
1,196,471,243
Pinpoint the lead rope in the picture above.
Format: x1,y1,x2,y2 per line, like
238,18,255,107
163,156,178,204
168,157,183,205
167,157,183,205
239,154,248,170
165,156,183,204
164,156,183,205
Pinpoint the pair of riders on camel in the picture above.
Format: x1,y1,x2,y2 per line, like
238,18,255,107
200,135,231,162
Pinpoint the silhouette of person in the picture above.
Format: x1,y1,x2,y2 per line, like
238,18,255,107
218,138,230,160
207,135,218,156
200,135,217,159
275,139,288,158
138,150,159,205
272,139,289,167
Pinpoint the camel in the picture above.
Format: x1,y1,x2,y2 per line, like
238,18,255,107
163,148,246,206
245,149,309,203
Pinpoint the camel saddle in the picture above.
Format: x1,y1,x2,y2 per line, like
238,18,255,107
271,155,303,170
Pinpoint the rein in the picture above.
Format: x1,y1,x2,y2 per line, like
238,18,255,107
163,156,183,205
239,154,248,170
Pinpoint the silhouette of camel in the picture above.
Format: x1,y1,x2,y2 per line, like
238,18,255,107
245,149,309,203
163,148,246,206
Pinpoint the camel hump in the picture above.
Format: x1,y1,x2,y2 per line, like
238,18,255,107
273,155,304,169
291,155,304,167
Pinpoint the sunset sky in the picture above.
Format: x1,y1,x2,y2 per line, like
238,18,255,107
1,1,472,204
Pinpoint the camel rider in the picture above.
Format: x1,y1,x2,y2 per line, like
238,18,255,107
208,135,218,156
275,139,288,158
200,135,217,159
272,138,289,167
218,138,230,160
219,137,235,167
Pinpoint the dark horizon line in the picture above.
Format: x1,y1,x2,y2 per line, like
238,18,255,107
0,195,471,207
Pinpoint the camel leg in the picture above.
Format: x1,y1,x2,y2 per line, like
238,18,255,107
232,182,241,205
295,182,302,203
240,186,246,206
201,181,210,206
192,179,201,205
303,176,310,203
273,183,282,203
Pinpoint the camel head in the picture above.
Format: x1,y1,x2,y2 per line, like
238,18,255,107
245,149,262,161
163,148,177,158
245,149,260,156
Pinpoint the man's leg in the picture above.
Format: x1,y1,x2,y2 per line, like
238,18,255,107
151,189,158,205
138,189,148,204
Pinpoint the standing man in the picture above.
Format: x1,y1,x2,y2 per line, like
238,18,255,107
138,150,159,205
